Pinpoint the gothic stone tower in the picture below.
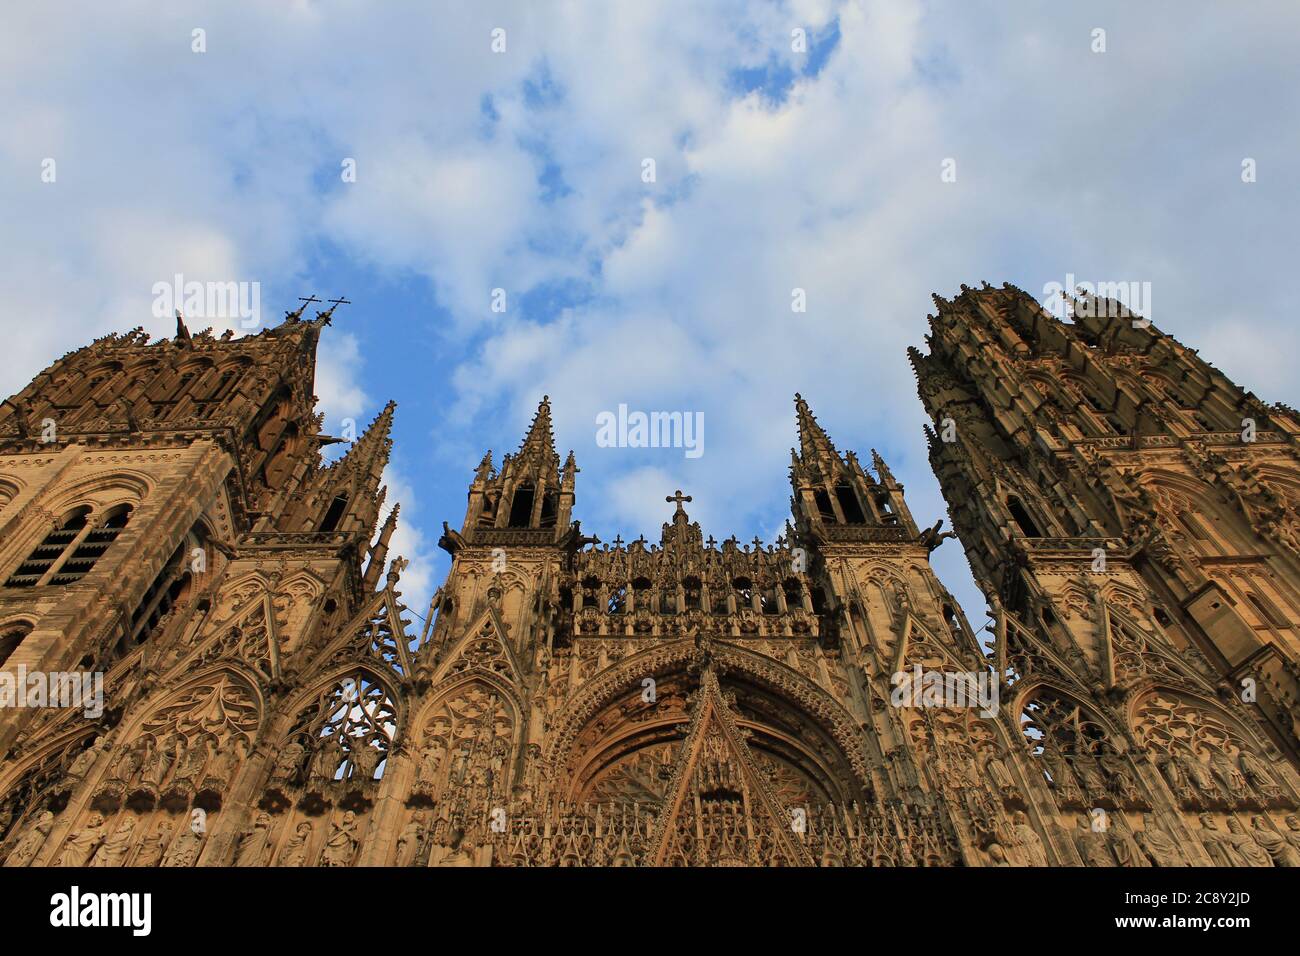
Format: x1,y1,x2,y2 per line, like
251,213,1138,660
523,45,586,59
911,281,1300,866
0,304,408,867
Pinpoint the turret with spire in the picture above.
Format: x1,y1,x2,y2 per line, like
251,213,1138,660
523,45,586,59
788,394,918,540
456,396,575,542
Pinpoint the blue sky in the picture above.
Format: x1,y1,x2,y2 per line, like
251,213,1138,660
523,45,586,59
3,0,1299,625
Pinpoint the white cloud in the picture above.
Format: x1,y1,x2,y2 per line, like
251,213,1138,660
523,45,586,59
4,0,1299,632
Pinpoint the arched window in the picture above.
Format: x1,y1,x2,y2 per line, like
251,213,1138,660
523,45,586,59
319,495,349,533
683,576,702,611
834,482,867,524
1246,591,1290,629
4,504,134,588
261,422,299,489
508,483,535,528
1006,496,1042,537
123,523,207,650
539,491,558,528
813,489,835,521
0,623,33,666
733,577,754,608
607,585,626,614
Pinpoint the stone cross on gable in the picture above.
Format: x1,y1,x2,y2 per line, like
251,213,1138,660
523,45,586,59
666,489,693,512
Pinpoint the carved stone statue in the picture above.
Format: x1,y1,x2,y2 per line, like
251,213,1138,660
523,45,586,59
1075,816,1115,867
1161,756,1194,805
91,816,137,867
2,810,54,867
56,812,107,866
984,842,1011,866
1238,750,1282,801
133,823,167,868
170,735,212,790
142,734,182,789
1179,752,1217,798
269,740,306,788
1008,811,1048,866
415,740,445,792
161,824,203,867
395,811,426,867
278,822,313,867
984,756,1016,800
105,742,146,788
1135,813,1184,866
310,734,345,786
1099,754,1140,804
235,812,273,866
321,811,359,866
1224,816,1272,866
205,735,249,790
66,736,107,782
348,735,381,784
1285,814,1300,856
1197,814,1244,866
1107,818,1150,868
1209,750,1248,802
1250,815,1298,867
431,825,476,867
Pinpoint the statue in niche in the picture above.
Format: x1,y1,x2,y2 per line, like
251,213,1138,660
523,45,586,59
92,816,137,867
204,735,249,790
1134,813,1184,866
1250,815,1298,867
1224,816,1272,867
161,823,203,867
1074,816,1115,867
310,734,345,786
1099,754,1140,804
348,735,381,784
171,735,212,791
66,736,108,782
321,811,359,866
278,821,313,867
1008,811,1048,866
1071,754,1109,801
105,741,146,788
414,739,445,792
395,811,427,867
1238,751,1282,801
1285,815,1300,854
1040,744,1083,804
235,812,273,866
449,743,472,786
983,842,1011,866
1106,818,1150,867
56,812,108,866
2,810,54,867
1179,752,1217,797
1161,756,1194,805
1197,814,1244,866
431,825,476,867
984,755,1017,800
142,734,182,789
1209,750,1249,803
268,740,306,789
133,821,168,867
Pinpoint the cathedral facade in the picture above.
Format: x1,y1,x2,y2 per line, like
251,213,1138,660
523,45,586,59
0,286,1298,867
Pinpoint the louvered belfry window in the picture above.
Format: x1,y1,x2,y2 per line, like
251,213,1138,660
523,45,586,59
4,504,133,588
